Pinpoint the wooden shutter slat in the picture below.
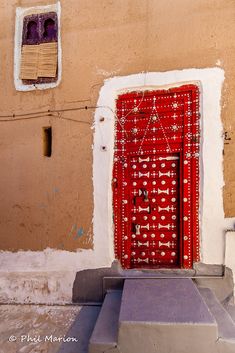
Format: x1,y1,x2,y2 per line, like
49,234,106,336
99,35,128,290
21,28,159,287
20,45,39,80
38,42,58,78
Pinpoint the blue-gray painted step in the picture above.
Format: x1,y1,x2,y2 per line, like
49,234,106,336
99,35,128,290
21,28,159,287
57,306,101,353
89,290,122,353
224,300,235,324
118,278,218,353
199,287,235,340
120,278,216,324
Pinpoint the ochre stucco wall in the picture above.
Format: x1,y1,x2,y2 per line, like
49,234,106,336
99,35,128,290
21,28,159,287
0,0,234,252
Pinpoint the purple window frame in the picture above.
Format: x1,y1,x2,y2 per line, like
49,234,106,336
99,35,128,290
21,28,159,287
22,14,40,45
39,12,58,43
22,12,58,84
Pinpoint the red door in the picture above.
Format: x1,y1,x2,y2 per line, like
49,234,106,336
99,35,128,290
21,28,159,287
113,85,200,269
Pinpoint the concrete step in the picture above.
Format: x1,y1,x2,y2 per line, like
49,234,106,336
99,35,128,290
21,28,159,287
57,306,101,353
224,299,235,324
89,290,122,353
198,287,235,340
198,287,235,353
118,278,218,353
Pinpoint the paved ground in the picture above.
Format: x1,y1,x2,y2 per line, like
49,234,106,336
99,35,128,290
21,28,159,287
0,304,81,353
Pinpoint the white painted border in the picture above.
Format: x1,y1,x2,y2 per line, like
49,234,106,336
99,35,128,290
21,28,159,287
93,68,235,266
14,2,62,91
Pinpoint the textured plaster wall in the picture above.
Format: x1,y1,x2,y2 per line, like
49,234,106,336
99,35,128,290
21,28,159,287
0,0,235,302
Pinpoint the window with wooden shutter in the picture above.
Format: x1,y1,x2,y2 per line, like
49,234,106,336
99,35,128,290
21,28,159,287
20,12,58,84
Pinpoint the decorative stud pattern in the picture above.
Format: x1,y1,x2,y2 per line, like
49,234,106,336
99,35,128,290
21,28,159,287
113,85,200,269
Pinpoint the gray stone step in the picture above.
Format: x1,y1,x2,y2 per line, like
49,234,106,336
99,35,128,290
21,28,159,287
89,290,122,353
199,287,235,340
118,278,218,353
198,287,235,353
224,300,235,324
57,306,101,353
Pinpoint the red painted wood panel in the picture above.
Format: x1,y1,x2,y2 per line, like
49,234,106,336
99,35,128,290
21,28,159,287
113,85,200,269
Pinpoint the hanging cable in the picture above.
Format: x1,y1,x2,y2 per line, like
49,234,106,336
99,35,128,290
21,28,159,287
0,105,96,120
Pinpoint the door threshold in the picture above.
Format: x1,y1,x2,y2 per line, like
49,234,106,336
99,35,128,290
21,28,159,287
121,268,195,276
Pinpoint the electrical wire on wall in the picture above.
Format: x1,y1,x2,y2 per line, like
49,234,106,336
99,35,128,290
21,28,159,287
0,106,95,124
0,74,148,133
0,104,131,131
